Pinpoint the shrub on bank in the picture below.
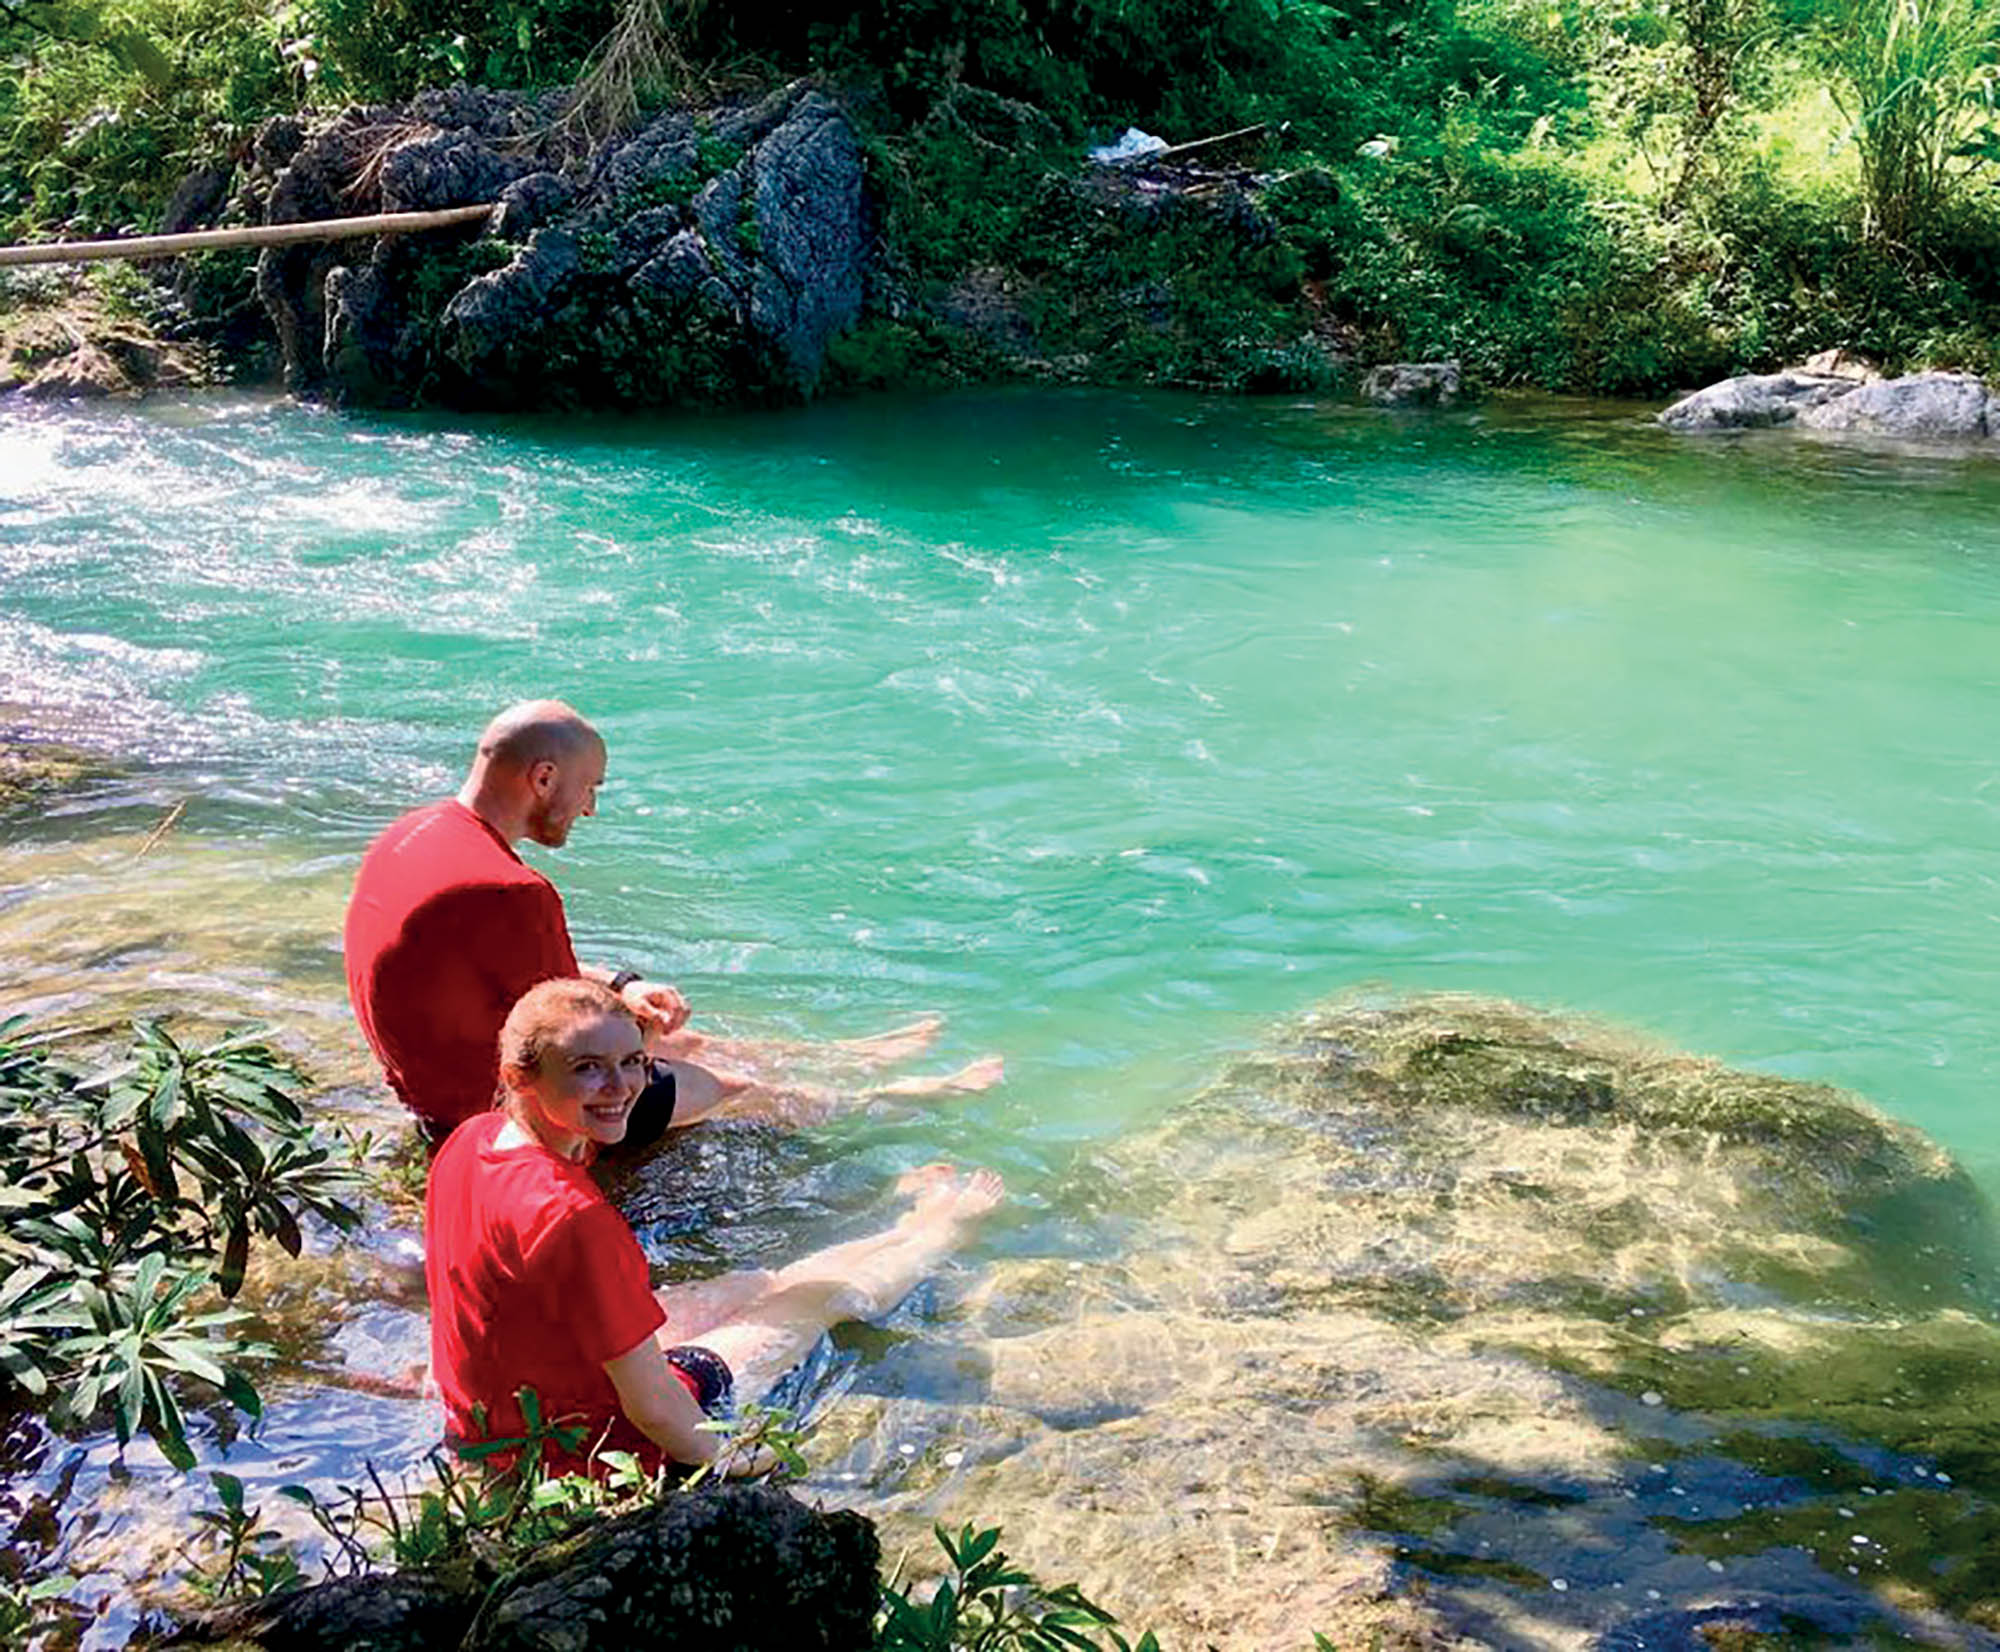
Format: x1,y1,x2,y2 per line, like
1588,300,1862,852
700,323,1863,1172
2,0,1997,398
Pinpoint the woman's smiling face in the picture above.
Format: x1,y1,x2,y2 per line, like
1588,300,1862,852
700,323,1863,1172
517,1010,649,1155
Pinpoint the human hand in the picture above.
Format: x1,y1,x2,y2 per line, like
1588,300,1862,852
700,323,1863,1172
717,1442,783,1480
621,979,691,1038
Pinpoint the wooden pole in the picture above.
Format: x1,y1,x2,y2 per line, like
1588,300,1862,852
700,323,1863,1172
0,204,495,269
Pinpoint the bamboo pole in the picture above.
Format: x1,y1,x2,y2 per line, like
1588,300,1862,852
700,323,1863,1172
0,203,495,268
1107,123,1270,168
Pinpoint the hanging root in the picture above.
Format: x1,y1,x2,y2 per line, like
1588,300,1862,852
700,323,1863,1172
341,121,446,205
558,0,706,146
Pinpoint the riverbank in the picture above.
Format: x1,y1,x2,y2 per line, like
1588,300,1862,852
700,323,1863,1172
6,0,1997,410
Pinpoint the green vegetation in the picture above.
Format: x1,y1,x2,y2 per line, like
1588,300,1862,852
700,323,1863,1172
172,1403,1169,1651
0,1015,363,1468
2,0,1996,391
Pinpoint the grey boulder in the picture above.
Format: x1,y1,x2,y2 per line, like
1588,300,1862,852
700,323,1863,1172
1794,370,1997,438
1657,371,1856,430
1361,359,1464,407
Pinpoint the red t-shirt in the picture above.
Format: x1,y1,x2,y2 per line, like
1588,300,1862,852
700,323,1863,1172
426,1113,677,1476
344,799,580,1131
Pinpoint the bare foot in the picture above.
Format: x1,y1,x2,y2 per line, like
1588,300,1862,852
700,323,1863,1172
893,1161,959,1199
869,1054,1004,1099
905,1166,1005,1230
831,1014,945,1067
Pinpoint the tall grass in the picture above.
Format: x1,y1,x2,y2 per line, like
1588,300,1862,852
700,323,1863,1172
1817,0,2000,241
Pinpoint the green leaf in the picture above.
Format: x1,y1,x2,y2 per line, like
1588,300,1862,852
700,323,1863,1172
158,1338,230,1387
209,1469,245,1513
270,1202,302,1258
218,1216,250,1300
928,1579,956,1635
0,1346,49,1397
959,1525,1000,1570
223,1368,263,1420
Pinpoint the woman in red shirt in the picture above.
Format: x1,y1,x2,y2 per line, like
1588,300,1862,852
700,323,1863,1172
425,976,1003,1478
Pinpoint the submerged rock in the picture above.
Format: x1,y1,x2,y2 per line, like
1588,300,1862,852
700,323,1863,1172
0,735,119,810
809,993,2000,1650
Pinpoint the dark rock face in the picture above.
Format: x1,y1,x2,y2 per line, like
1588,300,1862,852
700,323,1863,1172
466,1485,881,1652
1361,360,1464,407
251,82,869,410
161,1487,880,1651
166,1572,478,1652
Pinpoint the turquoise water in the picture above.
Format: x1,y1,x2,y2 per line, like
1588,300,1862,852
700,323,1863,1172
3,387,1999,1194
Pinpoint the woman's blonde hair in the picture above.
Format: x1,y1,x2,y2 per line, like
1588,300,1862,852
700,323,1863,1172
496,977,638,1098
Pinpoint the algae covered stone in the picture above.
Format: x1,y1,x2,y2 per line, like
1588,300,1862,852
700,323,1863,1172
813,992,2000,1651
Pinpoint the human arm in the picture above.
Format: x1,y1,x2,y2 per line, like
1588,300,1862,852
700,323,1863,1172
580,963,692,1041
602,1337,777,1477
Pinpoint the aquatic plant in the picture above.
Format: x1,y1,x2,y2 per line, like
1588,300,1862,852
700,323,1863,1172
0,1015,365,1470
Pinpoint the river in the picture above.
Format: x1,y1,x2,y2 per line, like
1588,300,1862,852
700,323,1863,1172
3,388,1999,1646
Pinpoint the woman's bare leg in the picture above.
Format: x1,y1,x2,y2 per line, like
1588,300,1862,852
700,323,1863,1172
663,1055,1004,1129
650,1015,944,1074
672,1167,1005,1401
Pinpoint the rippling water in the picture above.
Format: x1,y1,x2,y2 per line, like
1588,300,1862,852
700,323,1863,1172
5,389,1997,1172
4,388,2000,1640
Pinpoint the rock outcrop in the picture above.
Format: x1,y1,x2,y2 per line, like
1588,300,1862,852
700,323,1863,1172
250,82,868,409
1656,369,1857,429
162,1485,880,1651
1793,370,1998,437
1661,366,2000,439
1361,359,1466,407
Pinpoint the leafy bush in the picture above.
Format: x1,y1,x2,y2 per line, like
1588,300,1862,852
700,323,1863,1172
0,0,300,238
0,1016,363,1469
292,0,619,102
879,1522,1160,1652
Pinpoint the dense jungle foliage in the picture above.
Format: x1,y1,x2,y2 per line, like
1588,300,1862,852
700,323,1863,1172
1,0,1998,392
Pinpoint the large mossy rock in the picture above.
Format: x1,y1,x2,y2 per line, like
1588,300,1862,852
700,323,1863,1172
807,993,2000,1650
251,82,866,410
0,734,119,812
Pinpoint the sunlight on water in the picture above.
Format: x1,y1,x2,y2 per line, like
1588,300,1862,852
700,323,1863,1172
6,389,2000,1642
5,390,2000,1177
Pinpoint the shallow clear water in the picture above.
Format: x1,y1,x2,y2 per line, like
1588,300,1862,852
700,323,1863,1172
5,388,1998,1184
9,387,2000,1644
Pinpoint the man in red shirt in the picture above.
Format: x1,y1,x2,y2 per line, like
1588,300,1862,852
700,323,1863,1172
346,699,1002,1145
345,699,703,1142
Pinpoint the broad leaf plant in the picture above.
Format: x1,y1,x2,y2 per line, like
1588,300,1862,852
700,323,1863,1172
0,1015,362,1469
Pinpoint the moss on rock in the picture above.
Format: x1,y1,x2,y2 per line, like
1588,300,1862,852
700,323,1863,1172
0,736,119,811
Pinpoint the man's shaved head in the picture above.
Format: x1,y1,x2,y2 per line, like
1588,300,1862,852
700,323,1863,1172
475,700,603,774
461,701,607,848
